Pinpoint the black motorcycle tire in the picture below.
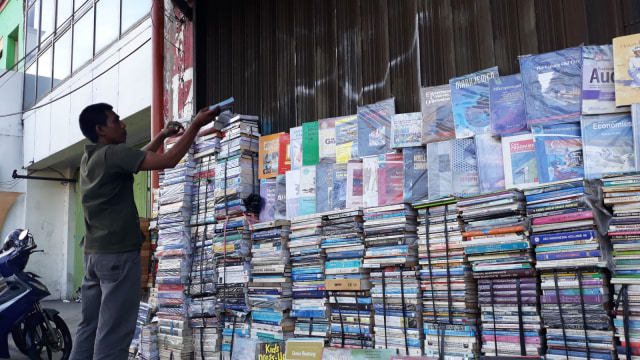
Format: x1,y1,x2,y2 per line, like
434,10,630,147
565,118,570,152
10,319,30,355
25,313,72,360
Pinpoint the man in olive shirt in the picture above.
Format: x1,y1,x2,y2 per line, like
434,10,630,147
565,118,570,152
71,103,220,360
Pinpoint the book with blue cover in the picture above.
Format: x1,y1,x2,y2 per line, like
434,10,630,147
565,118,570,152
391,112,423,148
316,162,335,213
259,178,277,222
334,115,358,164
489,73,527,136
421,84,455,144
275,174,287,220
331,164,347,211
582,44,628,115
519,47,582,126
451,138,480,197
475,133,505,193
403,147,428,204
427,140,452,199
286,169,300,219
581,113,636,179
449,66,499,139
501,132,539,189
290,126,303,170
532,122,584,184
357,98,395,157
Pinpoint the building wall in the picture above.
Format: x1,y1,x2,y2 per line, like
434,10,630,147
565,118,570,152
0,0,23,70
17,19,153,299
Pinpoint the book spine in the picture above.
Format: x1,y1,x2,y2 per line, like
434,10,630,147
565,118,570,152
462,225,525,237
530,230,595,244
532,210,593,225
535,250,600,261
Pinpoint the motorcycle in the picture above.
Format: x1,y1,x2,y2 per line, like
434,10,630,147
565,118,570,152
0,229,72,359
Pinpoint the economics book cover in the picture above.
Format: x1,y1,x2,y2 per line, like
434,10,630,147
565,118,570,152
581,113,636,179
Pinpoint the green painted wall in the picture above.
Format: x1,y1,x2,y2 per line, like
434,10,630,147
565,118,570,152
0,0,24,71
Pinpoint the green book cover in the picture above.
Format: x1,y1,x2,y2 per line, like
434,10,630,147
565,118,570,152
302,121,319,166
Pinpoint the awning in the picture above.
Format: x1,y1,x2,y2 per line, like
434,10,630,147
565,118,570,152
0,192,23,232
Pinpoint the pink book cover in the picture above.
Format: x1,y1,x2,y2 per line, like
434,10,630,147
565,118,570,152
377,153,404,206
532,210,593,225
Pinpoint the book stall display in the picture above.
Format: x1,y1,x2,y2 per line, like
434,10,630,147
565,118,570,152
142,33,640,359
525,180,615,360
289,213,330,341
459,190,543,358
413,197,479,359
363,204,422,356
322,208,373,350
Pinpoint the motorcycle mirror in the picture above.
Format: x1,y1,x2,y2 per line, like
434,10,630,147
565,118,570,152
19,229,29,241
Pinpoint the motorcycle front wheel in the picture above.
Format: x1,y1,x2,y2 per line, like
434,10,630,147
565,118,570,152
25,313,72,360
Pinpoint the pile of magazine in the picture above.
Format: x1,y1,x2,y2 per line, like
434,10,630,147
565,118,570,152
321,209,373,349
413,197,479,359
363,203,422,356
525,179,614,360
249,220,294,342
138,323,159,360
459,189,543,358
288,213,330,341
600,172,640,359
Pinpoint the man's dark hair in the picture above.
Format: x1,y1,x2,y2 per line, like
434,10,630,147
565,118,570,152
79,103,113,143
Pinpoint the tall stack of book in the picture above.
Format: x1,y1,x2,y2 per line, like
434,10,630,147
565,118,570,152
249,220,294,342
459,190,543,358
413,197,479,359
600,172,640,359
525,179,614,360
363,203,422,356
322,209,373,349
289,213,330,341
188,297,222,360
139,324,159,360
209,112,260,360
155,148,195,360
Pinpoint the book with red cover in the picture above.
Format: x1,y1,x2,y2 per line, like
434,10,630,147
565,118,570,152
377,153,404,206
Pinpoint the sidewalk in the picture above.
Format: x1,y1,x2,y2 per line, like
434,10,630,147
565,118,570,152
7,299,81,360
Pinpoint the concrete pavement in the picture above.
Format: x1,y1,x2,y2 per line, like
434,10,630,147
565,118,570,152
6,299,81,360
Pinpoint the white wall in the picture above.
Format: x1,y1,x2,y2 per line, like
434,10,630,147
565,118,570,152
0,69,26,237
17,18,153,299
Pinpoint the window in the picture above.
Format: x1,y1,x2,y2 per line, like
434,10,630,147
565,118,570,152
53,30,71,87
121,0,150,34
95,0,120,54
72,7,94,72
24,63,37,109
25,1,39,64
37,45,52,98
40,0,55,44
56,0,72,27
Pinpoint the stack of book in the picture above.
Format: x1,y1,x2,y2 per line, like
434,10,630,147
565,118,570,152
362,203,421,356
459,190,543,357
413,197,479,359
525,179,614,360
525,179,608,269
193,124,222,160
155,148,195,360
191,156,216,226
600,172,640,359
539,271,615,360
188,298,223,359
221,312,251,360
322,209,373,349
288,213,330,341
249,220,294,342
192,326,223,360
138,324,159,360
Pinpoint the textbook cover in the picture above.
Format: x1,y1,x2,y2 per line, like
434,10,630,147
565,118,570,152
519,47,582,126
403,147,429,203
475,133,505,193
335,115,359,164
582,44,628,114
357,98,396,157
316,162,335,213
259,132,285,179
332,164,348,210
299,165,317,216
532,123,584,184
427,140,453,199
286,169,300,219
290,126,303,170
259,178,277,222
489,73,527,135
377,153,404,206
581,113,636,179
451,138,480,197
613,33,640,107
391,112,423,148
449,66,499,139
302,121,319,166
421,84,455,144
318,117,337,163
362,155,379,208
502,132,539,189
275,174,287,220
346,160,363,208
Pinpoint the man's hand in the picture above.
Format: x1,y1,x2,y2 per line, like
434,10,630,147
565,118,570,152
192,105,221,129
162,121,185,137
